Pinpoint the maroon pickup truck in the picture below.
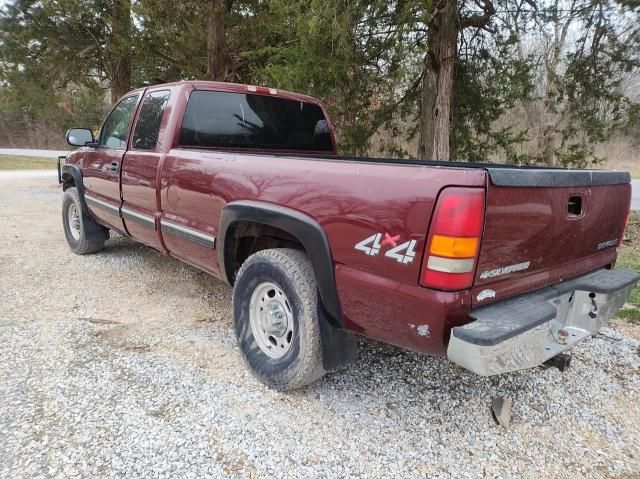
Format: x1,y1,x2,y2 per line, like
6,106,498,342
59,80,639,389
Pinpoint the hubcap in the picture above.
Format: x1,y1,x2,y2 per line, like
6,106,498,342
68,203,81,240
249,282,294,358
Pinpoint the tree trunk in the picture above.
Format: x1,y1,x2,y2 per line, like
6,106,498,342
418,55,436,159
432,3,457,161
110,0,132,103
418,0,458,161
206,1,228,81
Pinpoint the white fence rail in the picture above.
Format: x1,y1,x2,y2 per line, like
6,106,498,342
0,148,70,158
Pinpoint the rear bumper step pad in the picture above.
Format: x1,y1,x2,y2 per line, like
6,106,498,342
447,268,640,376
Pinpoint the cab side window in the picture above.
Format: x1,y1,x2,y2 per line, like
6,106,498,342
132,90,171,150
98,95,139,149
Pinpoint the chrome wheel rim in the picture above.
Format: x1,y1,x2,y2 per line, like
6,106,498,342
249,282,294,358
68,203,81,241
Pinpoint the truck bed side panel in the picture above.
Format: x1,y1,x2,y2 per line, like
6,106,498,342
159,151,486,352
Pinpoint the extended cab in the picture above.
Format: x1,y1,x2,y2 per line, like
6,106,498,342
59,81,639,389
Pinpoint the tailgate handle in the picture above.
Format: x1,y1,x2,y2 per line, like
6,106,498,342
567,195,582,217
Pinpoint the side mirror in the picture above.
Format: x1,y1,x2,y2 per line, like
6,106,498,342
66,128,95,147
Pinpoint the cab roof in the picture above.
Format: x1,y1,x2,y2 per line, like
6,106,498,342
135,80,322,106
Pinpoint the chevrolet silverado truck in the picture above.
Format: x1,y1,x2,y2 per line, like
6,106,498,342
59,80,639,390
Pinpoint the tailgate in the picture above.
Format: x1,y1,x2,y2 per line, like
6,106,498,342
472,168,631,306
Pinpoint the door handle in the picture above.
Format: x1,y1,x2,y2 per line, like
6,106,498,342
110,161,119,173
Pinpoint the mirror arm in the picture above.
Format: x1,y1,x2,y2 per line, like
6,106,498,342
84,141,99,148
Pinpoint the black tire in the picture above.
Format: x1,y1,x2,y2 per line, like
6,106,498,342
62,187,107,255
232,248,326,390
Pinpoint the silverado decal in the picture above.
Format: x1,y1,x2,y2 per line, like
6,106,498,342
479,261,531,280
354,233,417,264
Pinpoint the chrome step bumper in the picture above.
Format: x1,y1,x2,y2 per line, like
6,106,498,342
447,268,640,376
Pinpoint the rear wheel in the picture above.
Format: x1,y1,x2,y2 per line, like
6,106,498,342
62,187,107,255
232,248,326,390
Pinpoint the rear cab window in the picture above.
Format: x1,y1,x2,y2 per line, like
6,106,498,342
179,90,333,152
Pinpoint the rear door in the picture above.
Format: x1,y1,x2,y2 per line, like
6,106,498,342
83,94,140,230
472,170,632,306
120,88,172,250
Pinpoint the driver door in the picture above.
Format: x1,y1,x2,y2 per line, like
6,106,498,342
83,94,140,232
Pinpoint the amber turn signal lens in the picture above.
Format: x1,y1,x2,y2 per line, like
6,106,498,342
430,235,479,258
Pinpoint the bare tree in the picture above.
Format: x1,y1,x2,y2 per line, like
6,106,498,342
498,0,639,166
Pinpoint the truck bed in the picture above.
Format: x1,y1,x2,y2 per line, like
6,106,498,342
259,152,631,187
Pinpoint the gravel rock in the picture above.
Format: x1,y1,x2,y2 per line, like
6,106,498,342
1,171,639,478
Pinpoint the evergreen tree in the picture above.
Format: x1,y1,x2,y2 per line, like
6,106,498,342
0,0,637,163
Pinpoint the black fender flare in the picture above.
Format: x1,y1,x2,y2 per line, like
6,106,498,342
61,164,88,211
218,200,356,370
219,200,343,326
60,164,109,242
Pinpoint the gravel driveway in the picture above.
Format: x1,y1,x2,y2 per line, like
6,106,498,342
1,171,639,479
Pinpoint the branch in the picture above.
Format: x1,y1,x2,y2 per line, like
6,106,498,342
460,0,496,28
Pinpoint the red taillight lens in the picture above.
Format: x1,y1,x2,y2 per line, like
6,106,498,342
420,187,485,291
431,191,484,237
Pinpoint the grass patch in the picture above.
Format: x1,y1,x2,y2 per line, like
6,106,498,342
616,211,640,322
617,307,640,323
0,155,57,170
617,247,640,306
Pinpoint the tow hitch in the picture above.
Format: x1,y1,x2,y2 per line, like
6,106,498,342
542,353,572,372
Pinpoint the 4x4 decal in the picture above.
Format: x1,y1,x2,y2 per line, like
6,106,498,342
354,233,417,264
354,233,383,256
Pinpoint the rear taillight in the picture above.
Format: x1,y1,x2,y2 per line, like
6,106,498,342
420,187,485,291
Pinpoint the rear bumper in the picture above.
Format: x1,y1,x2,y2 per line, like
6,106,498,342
447,267,640,376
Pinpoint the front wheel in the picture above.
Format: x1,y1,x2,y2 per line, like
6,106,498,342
62,187,107,255
232,248,326,390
